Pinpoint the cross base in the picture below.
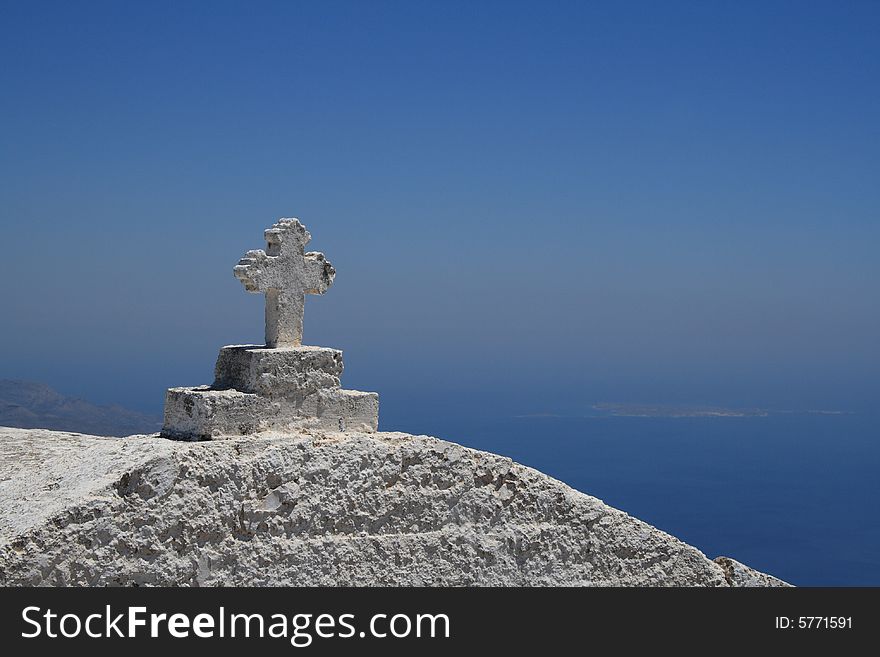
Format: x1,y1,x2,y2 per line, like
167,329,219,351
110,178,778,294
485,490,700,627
162,386,379,440
214,345,344,398
161,343,379,440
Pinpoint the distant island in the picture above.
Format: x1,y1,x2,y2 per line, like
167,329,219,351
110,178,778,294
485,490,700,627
592,403,769,418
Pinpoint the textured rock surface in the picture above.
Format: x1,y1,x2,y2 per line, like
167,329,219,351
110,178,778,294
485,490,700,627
0,427,786,586
214,345,344,398
715,557,789,587
162,386,379,439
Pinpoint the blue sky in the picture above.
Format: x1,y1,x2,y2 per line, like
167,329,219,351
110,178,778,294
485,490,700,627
1,1,878,422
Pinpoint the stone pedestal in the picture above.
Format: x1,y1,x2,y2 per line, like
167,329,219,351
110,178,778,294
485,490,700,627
214,345,343,397
162,344,379,441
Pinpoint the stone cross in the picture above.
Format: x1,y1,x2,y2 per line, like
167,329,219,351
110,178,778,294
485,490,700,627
234,218,335,348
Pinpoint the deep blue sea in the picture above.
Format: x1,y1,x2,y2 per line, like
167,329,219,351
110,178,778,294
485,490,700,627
393,412,879,586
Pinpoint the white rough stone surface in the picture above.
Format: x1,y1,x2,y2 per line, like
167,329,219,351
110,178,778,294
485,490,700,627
162,387,268,440
0,426,787,586
714,556,790,587
213,345,343,398
162,387,379,440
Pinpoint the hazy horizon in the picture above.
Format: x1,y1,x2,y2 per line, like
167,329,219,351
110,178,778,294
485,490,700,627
2,2,878,425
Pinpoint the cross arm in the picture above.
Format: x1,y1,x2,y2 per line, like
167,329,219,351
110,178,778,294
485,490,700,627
234,249,279,292
303,252,336,294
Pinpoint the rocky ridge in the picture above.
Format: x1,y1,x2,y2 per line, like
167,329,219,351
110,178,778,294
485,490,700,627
0,427,787,587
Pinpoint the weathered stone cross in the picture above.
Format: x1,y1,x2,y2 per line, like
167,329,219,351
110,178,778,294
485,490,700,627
234,218,335,348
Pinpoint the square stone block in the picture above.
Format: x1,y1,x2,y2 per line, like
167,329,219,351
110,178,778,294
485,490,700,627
213,344,343,399
162,386,269,441
313,389,379,433
162,385,379,440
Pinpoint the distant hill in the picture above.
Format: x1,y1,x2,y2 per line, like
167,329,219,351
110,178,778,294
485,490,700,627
0,380,161,436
